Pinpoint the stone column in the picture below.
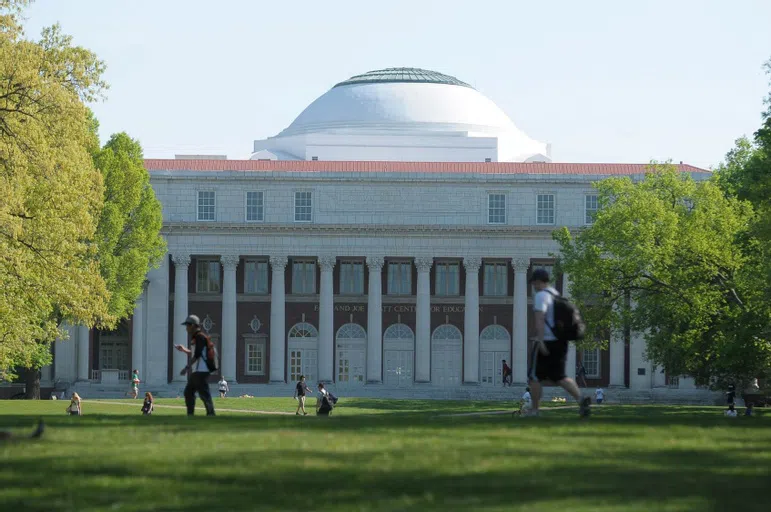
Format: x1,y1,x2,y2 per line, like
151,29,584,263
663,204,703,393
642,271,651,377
563,272,577,380
463,257,482,384
366,256,384,383
77,325,90,381
269,256,287,383
318,256,336,383
609,303,626,387
145,253,169,386
131,286,146,377
511,258,529,384
220,254,239,383
415,257,433,383
172,253,191,382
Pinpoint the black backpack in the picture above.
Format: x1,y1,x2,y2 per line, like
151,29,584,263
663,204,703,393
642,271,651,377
196,332,219,373
327,392,338,405
544,290,586,342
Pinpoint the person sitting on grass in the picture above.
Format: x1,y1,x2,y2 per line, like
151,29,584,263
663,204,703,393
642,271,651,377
744,402,754,417
514,387,533,416
66,392,82,416
141,392,154,415
724,404,737,417
316,383,333,416
0,420,45,442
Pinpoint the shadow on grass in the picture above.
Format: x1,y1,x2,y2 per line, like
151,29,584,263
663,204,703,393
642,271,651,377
2,441,770,511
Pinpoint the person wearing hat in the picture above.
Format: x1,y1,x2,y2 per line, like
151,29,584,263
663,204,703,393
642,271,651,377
527,268,590,418
174,314,216,416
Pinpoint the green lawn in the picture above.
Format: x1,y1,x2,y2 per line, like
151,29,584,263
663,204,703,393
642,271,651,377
1,399,769,512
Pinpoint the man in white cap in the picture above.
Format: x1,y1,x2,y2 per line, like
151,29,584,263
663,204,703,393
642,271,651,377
174,314,216,416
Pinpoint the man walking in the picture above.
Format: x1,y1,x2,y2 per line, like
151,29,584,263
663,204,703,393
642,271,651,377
174,315,216,416
527,268,590,417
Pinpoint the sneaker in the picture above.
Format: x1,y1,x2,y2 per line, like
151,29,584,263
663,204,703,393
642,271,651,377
579,397,591,417
296,412,300,416
520,409,539,417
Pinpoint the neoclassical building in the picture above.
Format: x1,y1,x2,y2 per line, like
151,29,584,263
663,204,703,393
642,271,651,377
46,68,711,396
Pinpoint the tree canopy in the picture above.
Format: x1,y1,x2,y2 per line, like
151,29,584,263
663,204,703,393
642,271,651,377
92,131,165,322
554,165,770,389
0,0,111,376
0,1,165,383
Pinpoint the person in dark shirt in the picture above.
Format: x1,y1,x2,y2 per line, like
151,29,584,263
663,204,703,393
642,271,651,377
502,360,512,386
294,375,312,416
174,314,216,416
141,392,154,415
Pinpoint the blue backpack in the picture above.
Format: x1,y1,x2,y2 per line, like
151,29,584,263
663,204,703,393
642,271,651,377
327,392,338,405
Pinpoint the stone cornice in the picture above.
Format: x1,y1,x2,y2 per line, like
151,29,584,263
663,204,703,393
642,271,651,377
161,222,571,238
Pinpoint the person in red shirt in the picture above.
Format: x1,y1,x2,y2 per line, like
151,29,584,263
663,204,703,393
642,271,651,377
502,359,513,386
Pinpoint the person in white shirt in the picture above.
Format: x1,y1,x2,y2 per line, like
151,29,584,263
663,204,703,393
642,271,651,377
724,404,737,417
218,376,229,398
520,387,533,414
595,388,604,404
316,383,333,416
528,268,590,417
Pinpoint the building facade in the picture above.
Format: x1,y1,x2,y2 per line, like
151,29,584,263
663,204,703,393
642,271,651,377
47,68,709,395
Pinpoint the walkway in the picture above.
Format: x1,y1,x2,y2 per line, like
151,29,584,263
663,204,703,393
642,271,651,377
91,400,296,416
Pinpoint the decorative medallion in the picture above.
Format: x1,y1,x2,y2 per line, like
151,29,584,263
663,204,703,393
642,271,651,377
249,315,262,333
202,314,215,333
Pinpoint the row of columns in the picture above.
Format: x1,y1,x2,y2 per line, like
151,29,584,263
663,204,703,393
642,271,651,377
162,253,624,386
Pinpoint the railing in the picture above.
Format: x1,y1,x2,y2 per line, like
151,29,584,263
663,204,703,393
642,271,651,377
89,370,130,383
667,377,680,389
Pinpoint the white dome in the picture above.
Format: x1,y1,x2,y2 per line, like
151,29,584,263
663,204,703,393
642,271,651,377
254,68,550,162
280,68,520,137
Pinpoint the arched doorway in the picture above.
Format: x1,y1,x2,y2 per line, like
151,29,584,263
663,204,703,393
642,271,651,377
287,322,318,384
479,324,511,386
335,323,366,386
383,323,414,387
431,324,462,386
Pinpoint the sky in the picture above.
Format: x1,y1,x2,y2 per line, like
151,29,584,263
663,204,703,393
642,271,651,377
22,0,771,169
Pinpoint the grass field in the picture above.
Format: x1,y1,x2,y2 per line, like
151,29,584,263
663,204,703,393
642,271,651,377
1,398,769,512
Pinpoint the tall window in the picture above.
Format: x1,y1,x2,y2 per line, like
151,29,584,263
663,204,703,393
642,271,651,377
339,260,364,295
196,259,221,293
244,259,269,294
294,191,312,222
292,259,316,294
488,193,506,224
585,194,599,224
435,261,460,296
582,349,600,378
536,194,555,225
246,191,264,222
387,261,412,295
197,191,215,221
245,341,266,375
483,262,507,296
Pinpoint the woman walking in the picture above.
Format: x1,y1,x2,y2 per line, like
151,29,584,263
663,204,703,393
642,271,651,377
294,375,312,416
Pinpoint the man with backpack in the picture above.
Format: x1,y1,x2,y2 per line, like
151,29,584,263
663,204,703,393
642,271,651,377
174,314,217,416
527,268,590,418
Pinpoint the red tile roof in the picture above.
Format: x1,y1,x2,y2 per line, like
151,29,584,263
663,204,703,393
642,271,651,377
144,159,711,175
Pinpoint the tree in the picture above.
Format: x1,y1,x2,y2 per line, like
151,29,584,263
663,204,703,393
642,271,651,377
92,130,166,322
0,0,112,383
553,164,771,389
